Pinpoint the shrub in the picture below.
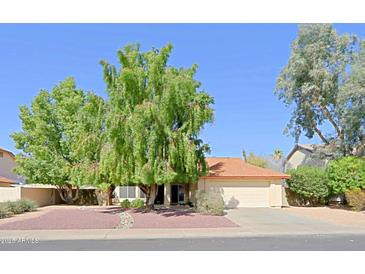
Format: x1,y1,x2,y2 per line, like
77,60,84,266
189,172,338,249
0,204,12,219
6,201,25,214
18,200,37,212
120,199,131,209
327,156,365,194
130,199,144,209
3,200,37,215
286,166,330,206
195,190,224,216
345,189,365,211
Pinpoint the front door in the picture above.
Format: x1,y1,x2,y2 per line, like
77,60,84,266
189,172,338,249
154,185,165,205
171,184,185,205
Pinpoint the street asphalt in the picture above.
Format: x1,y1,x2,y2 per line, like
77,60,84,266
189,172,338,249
2,234,365,250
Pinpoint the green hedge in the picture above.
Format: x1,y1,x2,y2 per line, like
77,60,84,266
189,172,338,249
286,166,330,206
286,157,365,207
327,156,365,194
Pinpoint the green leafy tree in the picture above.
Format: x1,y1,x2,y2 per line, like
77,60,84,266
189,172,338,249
338,41,365,156
276,24,357,155
246,152,268,168
99,44,214,207
69,92,116,204
12,77,104,204
326,156,365,194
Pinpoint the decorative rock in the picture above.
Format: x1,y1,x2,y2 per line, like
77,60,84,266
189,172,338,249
117,211,134,229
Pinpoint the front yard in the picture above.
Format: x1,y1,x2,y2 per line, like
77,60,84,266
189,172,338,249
0,205,238,230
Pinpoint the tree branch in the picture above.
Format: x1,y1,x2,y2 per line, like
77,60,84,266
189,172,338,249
319,104,343,139
313,126,330,144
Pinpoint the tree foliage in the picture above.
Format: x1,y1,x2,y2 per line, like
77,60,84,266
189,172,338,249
339,42,365,156
287,166,330,205
326,156,365,194
276,24,361,155
12,77,106,204
99,44,214,205
246,152,268,168
12,44,214,207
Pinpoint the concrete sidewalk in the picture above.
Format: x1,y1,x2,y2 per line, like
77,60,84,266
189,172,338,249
1,225,365,241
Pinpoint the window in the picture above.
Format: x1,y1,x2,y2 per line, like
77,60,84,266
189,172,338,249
119,186,136,199
139,189,146,198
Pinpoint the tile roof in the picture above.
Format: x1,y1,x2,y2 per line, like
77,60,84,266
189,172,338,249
0,176,15,184
0,147,15,158
203,157,290,180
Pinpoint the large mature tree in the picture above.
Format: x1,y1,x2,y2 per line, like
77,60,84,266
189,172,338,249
12,77,105,204
276,24,358,155
338,41,365,156
100,44,214,207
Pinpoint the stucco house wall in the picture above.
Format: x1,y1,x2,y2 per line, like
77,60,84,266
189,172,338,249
0,148,25,185
0,185,58,207
198,178,283,208
20,186,57,207
285,149,311,171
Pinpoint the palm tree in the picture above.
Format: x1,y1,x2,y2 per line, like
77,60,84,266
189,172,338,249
272,149,284,161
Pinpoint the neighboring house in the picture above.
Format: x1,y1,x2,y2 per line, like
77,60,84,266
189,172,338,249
285,144,331,171
0,147,24,187
114,157,289,208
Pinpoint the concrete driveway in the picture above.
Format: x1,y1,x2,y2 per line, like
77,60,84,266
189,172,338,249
225,207,365,235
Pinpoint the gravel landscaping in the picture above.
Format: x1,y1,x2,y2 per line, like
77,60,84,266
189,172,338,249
0,206,238,230
0,206,121,230
128,208,238,229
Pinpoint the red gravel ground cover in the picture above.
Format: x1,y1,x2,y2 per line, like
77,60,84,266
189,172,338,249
128,209,238,229
0,206,238,230
0,207,121,230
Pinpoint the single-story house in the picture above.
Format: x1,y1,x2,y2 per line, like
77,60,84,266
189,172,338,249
114,157,290,208
0,147,24,187
0,176,15,187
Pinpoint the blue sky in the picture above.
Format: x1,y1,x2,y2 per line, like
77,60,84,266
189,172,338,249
1,24,364,158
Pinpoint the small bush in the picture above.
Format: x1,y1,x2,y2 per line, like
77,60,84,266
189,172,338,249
130,199,145,209
345,189,365,211
120,199,131,209
195,190,224,216
18,200,37,212
6,201,25,214
0,204,12,219
286,166,330,206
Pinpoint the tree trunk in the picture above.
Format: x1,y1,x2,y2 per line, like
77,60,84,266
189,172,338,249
140,184,158,210
57,184,79,205
108,185,116,206
314,125,329,144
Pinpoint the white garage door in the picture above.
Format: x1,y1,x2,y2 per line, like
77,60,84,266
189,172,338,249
205,181,270,208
